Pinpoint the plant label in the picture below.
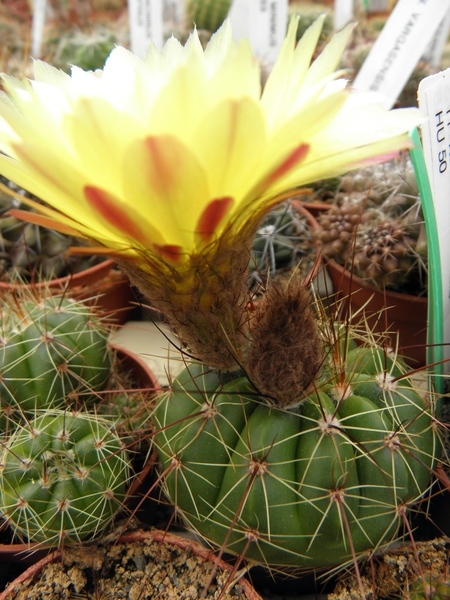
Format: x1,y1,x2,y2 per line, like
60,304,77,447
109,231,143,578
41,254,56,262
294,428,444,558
418,71,450,372
229,0,288,67
422,6,450,68
128,0,163,58
334,0,354,31
31,0,47,58
352,0,449,109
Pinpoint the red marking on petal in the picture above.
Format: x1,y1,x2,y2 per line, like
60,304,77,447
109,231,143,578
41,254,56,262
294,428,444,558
84,186,148,245
6,209,84,237
265,143,309,188
152,244,183,263
353,151,402,167
196,197,234,242
144,137,176,194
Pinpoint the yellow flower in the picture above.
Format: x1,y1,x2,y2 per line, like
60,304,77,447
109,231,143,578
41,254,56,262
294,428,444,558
0,16,423,369
0,16,421,265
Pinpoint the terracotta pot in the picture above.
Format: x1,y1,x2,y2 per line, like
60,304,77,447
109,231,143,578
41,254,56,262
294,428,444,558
0,345,160,564
287,200,323,282
325,258,427,366
0,530,262,600
0,259,136,325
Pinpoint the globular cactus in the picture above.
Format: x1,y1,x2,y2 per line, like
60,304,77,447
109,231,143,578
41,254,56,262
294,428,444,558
352,216,420,290
0,410,130,546
0,292,112,424
186,0,232,33
249,202,316,288
47,27,117,74
315,155,427,294
153,286,439,569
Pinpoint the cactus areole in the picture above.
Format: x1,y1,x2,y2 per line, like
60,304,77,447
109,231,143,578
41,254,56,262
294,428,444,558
0,412,129,545
0,296,111,419
154,341,437,568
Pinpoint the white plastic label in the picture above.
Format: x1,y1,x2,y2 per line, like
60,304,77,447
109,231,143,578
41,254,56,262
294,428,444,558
334,0,353,31
229,0,288,67
422,7,450,68
418,70,450,371
31,0,47,58
352,0,449,110
128,0,163,58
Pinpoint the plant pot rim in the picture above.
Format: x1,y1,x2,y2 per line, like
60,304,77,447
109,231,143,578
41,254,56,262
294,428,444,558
0,529,262,600
325,257,427,305
0,258,116,292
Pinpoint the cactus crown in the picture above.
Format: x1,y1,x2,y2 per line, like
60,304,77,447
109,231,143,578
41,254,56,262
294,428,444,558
0,409,130,546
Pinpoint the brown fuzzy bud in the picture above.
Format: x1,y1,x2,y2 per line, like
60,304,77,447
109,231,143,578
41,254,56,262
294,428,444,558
245,280,323,408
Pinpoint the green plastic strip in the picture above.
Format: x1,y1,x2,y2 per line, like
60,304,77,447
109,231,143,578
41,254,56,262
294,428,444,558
409,127,444,395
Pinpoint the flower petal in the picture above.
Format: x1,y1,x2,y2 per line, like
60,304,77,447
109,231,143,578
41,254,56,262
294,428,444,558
192,97,267,199
84,186,152,245
122,134,211,247
196,196,234,242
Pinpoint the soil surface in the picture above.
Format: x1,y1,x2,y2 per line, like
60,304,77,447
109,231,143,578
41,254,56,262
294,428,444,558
6,533,256,600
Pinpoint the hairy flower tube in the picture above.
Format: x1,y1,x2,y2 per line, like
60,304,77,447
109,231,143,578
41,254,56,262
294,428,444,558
0,16,423,369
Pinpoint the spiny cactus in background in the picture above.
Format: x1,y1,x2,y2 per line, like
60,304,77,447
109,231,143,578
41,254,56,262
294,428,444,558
0,291,112,426
0,178,104,282
153,281,439,569
46,27,118,73
0,410,130,546
249,201,316,289
97,352,157,451
314,155,427,294
185,0,232,33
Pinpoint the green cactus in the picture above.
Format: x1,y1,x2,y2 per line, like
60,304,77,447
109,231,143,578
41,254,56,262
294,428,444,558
47,27,118,74
153,300,438,568
0,410,130,546
407,573,450,600
0,292,112,424
249,202,316,288
186,0,232,32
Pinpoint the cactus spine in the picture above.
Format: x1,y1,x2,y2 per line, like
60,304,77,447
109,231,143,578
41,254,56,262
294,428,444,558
0,292,112,424
0,410,130,546
153,283,439,569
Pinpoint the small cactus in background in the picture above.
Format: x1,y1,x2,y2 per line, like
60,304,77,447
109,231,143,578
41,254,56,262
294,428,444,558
0,410,130,545
249,201,317,288
97,352,157,451
185,0,232,33
46,27,118,73
0,178,104,282
153,282,439,569
314,155,427,295
0,291,112,424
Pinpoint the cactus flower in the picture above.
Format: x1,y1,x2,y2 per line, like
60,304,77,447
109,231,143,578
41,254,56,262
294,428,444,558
0,16,423,368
